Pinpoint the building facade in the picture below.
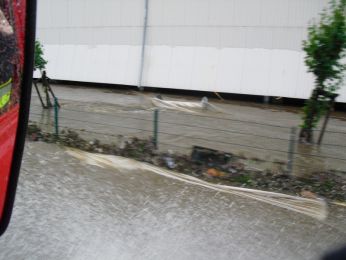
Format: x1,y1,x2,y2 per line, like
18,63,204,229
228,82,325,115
36,0,346,102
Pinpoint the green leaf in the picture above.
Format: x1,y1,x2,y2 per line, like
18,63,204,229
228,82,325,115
34,40,48,71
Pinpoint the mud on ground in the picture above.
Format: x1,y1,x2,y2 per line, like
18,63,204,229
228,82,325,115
27,124,346,202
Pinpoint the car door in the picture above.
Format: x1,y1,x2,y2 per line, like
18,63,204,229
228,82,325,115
0,0,36,236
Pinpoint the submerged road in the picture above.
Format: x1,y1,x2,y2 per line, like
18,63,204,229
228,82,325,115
0,142,345,260
28,84,346,175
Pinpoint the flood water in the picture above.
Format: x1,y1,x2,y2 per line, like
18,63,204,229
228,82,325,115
0,142,345,260
29,84,346,176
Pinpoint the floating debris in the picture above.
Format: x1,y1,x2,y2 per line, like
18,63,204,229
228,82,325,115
67,149,328,221
26,123,346,202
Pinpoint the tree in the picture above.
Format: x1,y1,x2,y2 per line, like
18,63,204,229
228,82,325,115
33,40,53,108
300,0,346,143
34,40,47,72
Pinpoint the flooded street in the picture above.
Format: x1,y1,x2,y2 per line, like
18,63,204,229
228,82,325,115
1,0,346,258
1,84,343,259
0,142,345,260
29,84,346,175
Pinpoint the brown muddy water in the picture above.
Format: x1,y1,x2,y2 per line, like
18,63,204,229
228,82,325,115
0,142,345,260
29,84,346,177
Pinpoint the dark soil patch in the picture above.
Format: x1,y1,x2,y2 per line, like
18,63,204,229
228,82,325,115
27,124,346,202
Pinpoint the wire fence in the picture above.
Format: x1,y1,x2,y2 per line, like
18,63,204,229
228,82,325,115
28,97,346,175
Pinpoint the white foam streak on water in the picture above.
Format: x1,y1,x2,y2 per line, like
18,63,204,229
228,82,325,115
67,149,328,221
150,96,233,115
151,98,203,113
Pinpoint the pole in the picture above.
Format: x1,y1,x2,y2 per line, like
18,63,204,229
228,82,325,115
153,109,159,149
287,127,297,175
33,80,46,108
317,107,331,145
47,85,60,108
54,97,59,136
137,0,149,91
317,94,338,145
42,71,52,108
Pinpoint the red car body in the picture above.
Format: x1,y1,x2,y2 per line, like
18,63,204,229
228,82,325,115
0,105,19,218
0,0,26,222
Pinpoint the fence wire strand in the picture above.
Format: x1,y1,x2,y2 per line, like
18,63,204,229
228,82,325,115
29,100,346,165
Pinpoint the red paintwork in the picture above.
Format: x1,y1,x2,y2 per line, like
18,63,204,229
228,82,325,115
0,105,19,218
13,0,26,69
0,0,26,221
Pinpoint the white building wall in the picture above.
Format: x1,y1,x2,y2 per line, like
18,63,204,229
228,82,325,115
36,0,346,102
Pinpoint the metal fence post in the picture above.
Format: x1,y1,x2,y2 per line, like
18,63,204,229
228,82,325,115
287,127,297,174
54,97,59,136
153,109,159,149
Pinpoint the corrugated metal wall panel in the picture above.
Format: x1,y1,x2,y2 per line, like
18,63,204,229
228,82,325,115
234,0,262,26
287,0,325,27
168,47,195,89
36,0,346,102
219,27,246,49
185,0,210,25
68,0,86,27
259,0,290,27
162,0,186,26
50,0,69,28
119,0,143,27
215,48,245,94
36,0,328,50
36,0,52,28
209,0,235,26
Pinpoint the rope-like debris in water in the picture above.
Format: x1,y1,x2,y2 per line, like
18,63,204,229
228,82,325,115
67,148,328,220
